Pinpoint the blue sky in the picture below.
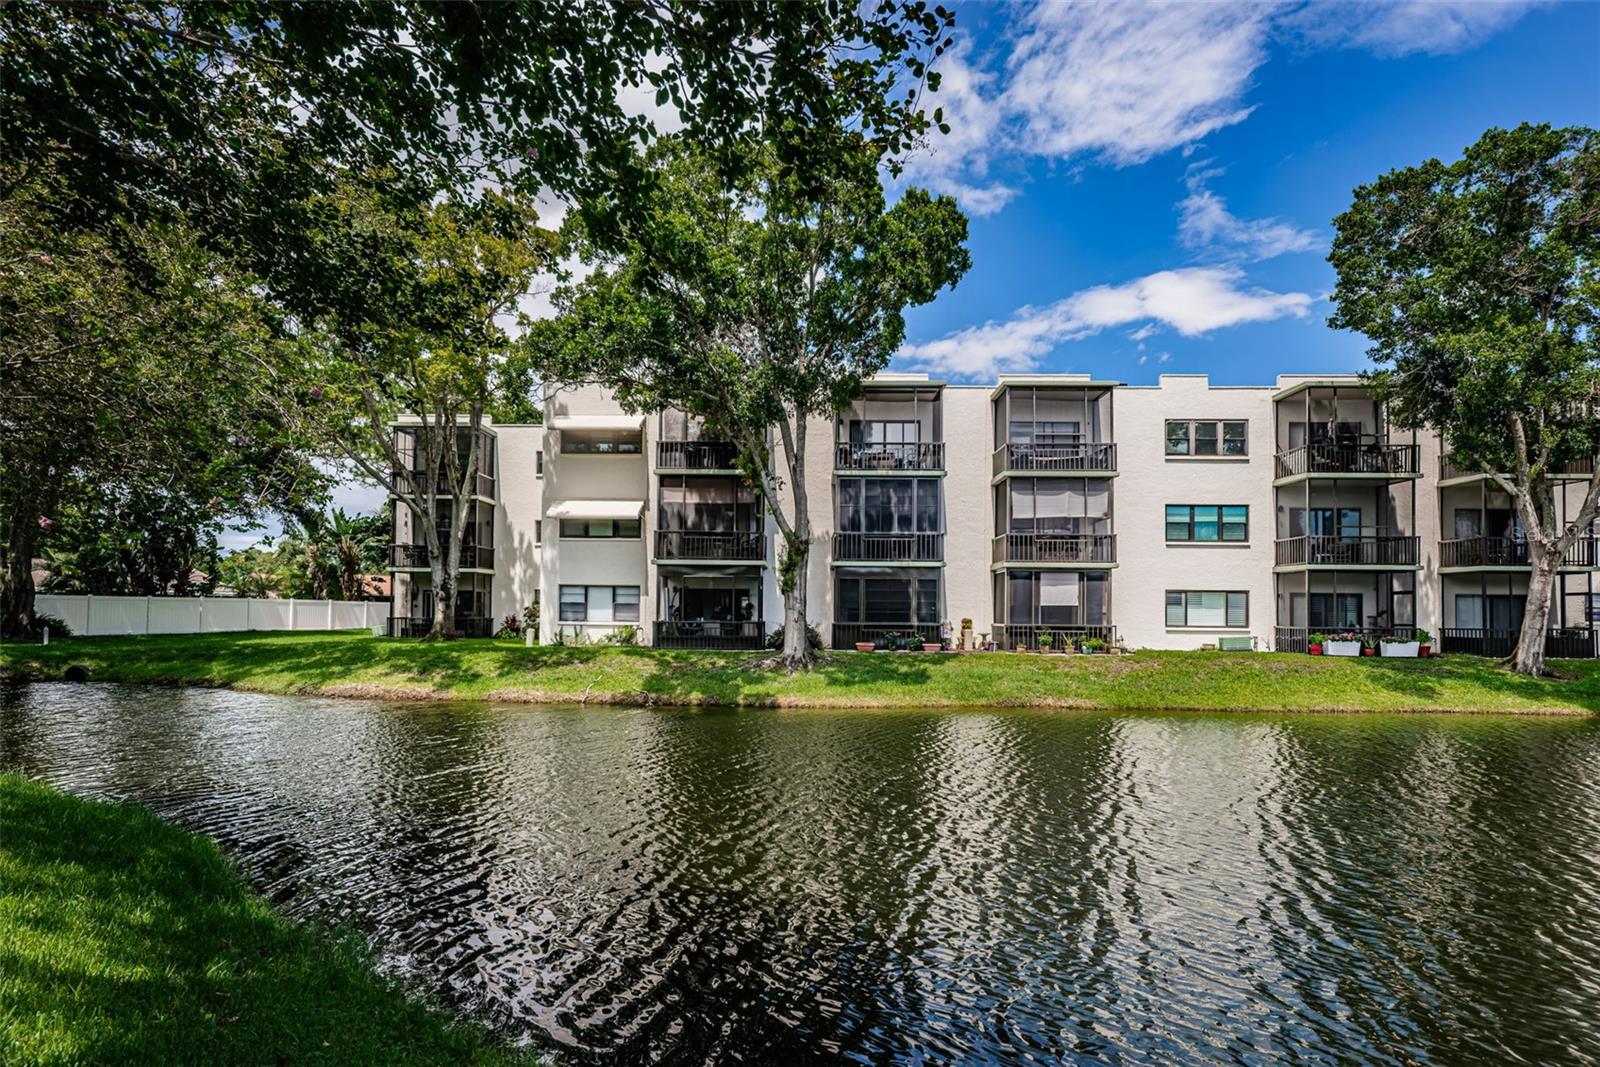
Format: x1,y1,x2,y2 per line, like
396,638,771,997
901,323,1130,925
889,0,1600,385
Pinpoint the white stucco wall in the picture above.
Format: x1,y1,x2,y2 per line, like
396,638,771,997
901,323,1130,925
943,386,992,638
1115,376,1277,650
492,424,543,624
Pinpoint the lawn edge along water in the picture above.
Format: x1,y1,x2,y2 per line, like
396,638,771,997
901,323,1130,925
0,773,536,1066
2,631,1597,715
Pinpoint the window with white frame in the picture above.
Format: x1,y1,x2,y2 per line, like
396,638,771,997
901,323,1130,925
1165,505,1248,542
558,518,642,539
1165,420,1248,456
1166,590,1248,628
558,585,641,622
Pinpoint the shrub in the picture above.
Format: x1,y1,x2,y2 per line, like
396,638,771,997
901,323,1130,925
494,613,523,639
767,623,824,652
607,625,638,646
29,612,73,638
1414,628,1433,644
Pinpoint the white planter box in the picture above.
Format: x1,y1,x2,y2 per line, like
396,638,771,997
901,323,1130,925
1381,641,1420,658
1325,641,1361,657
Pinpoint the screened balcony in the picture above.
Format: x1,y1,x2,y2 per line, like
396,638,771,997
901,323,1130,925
1271,384,1418,481
831,570,941,648
655,570,764,649
1438,571,1597,658
1273,482,1417,571
992,477,1113,565
1273,570,1417,652
391,426,497,499
991,569,1113,650
656,410,741,470
390,500,495,571
388,572,493,638
992,382,1116,477
835,478,942,562
657,475,764,563
834,386,943,471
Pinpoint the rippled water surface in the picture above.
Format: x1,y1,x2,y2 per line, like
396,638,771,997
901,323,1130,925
5,684,1600,1065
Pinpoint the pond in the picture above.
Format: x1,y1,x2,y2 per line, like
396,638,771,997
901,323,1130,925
4,683,1599,1065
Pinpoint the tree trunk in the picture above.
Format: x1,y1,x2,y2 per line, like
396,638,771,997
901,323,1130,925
1,515,40,638
780,533,813,669
430,556,454,639
1509,542,1557,675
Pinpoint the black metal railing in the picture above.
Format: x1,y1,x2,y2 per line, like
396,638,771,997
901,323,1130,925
992,532,1116,565
831,623,943,649
1442,453,1596,481
653,620,765,649
1274,535,1419,567
1440,536,1599,569
655,530,765,561
1440,628,1599,659
992,442,1116,476
388,543,494,569
832,532,944,562
1273,438,1419,479
390,468,497,499
656,440,741,470
388,615,493,638
991,624,1116,652
1274,626,1416,654
834,442,944,471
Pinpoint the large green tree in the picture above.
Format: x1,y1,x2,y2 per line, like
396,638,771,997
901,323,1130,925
537,138,969,668
305,183,550,638
1329,123,1600,675
0,176,324,636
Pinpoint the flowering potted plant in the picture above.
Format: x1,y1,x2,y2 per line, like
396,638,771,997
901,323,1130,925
1308,632,1327,655
1415,628,1433,658
1379,631,1421,658
1325,632,1361,657
1361,634,1379,656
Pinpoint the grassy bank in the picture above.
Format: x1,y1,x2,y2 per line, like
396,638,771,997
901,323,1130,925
0,773,530,1066
3,630,1598,713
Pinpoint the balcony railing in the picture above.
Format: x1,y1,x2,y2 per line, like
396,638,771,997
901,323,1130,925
388,615,493,638
991,624,1115,651
1273,626,1416,653
1442,453,1596,481
1274,535,1419,567
657,440,741,470
389,543,494,569
831,623,943,649
1273,437,1419,479
1440,628,1598,659
1439,536,1600,569
992,442,1117,476
653,620,765,650
834,442,944,471
655,530,765,561
992,532,1116,565
390,467,497,499
832,532,944,562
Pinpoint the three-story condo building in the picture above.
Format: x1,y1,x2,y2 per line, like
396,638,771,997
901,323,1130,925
389,372,1599,658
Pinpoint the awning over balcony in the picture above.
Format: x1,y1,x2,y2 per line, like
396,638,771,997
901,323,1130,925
549,415,645,432
544,499,645,520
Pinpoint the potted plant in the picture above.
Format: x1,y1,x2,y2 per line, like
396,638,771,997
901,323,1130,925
1308,632,1327,655
854,640,875,653
1081,637,1108,654
1325,631,1361,657
1379,631,1420,657
1361,634,1379,656
1415,628,1433,658
1038,632,1054,653
960,617,974,650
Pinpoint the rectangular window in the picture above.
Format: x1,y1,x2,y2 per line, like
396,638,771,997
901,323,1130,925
1166,505,1249,542
834,574,940,623
1166,591,1249,628
558,585,641,623
561,430,642,454
558,518,641,538
536,449,544,476
535,520,542,545
837,478,941,534
1165,420,1249,457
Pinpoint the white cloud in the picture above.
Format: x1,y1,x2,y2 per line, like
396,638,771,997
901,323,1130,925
896,266,1311,379
1137,354,1149,365
1157,352,1172,364
1285,1,1542,57
900,40,1019,216
1178,161,1319,260
1004,2,1272,166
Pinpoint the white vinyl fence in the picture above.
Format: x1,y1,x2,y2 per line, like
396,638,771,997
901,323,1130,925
34,595,389,637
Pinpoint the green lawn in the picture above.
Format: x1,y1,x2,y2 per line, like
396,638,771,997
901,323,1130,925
0,772,532,1067
3,630,1598,713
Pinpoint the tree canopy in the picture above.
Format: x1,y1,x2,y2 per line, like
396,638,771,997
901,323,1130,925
1329,122,1600,674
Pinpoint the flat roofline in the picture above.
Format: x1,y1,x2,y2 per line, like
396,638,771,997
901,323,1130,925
989,377,1120,399
1271,378,1374,402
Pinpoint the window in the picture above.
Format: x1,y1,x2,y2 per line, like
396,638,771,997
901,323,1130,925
558,585,641,622
1289,507,1361,538
535,520,542,545
833,574,939,623
1166,420,1248,456
1166,591,1248,628
1455,594,1526,631
561,430,642,454
536,449,544,476
1001,570,1110,626
558,518,641,538
1005,478,1110,535
837,478,940,533
1292,593,1363,629
1166,505,1248,542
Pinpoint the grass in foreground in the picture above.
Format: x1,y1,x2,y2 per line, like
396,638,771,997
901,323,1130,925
3,630,1599,713
0,773,531,1067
